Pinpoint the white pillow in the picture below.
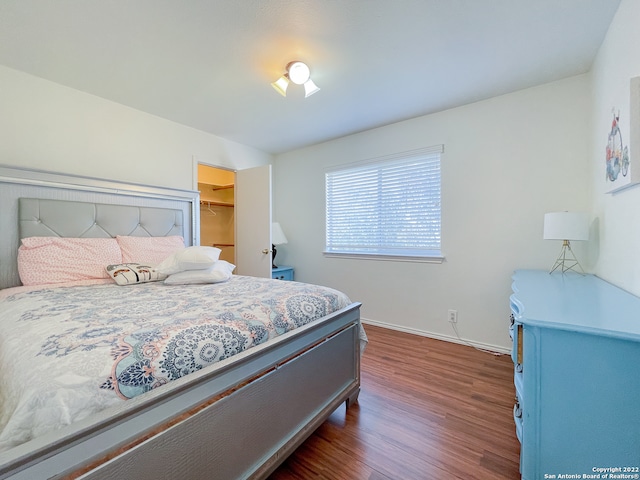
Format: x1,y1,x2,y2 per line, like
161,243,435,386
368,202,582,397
164,260,235,285
155,246,222,275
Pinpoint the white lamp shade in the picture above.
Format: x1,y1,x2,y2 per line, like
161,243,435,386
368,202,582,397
271,76,289,97
272,222,288,245
303,79,320,97
543,212,589,241
288,62,310,85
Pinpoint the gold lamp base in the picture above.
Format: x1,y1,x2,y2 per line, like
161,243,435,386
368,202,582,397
549,240,585,275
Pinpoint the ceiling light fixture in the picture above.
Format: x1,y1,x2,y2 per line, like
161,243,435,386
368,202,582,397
271,61,320,98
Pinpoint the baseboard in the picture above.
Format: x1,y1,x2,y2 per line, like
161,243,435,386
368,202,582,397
361,317,511,355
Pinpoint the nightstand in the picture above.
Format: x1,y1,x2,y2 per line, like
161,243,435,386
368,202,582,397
271,266,294,281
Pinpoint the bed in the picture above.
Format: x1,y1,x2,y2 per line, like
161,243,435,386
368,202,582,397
0,166,363,480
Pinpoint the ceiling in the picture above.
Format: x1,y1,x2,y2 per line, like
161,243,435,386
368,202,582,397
0,1,620,155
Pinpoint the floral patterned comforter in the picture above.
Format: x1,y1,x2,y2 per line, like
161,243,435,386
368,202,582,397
0,276,353,452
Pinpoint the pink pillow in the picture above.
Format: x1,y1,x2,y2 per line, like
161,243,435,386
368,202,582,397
116,236,185,265
18,237,123,286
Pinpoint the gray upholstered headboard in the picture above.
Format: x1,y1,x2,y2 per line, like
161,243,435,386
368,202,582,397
0,165,199,289
19,198,184,240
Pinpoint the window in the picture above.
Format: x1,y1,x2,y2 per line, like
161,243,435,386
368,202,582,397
325,145,443,262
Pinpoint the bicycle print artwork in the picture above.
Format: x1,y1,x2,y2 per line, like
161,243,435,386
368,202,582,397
606,77,640,194
605,109,629,183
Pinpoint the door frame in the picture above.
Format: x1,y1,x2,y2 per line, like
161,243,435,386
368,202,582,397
192,156,236,252
192,157,273,278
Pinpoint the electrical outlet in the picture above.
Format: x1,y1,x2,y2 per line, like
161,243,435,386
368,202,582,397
448,309,458,323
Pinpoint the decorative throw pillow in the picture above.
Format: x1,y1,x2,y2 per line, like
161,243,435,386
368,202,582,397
155,246,222,275
18,237,122,286
116,235,185,265
164,260,235,285
106,263,168,285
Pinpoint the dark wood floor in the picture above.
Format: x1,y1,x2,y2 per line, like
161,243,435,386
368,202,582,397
270,324,521,480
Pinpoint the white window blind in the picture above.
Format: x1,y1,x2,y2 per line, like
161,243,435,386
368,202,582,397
325,146,443,260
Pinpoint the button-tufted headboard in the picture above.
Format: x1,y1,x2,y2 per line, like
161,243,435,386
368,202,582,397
19,198,184,240
0,166,199,290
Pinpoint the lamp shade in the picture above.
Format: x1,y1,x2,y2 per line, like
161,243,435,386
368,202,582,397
303,79,320,97
288,62,310,85
272,222,288,245
271,76,289,97
543,212,589,241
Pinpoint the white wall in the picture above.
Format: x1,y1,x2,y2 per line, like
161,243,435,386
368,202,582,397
590,0,640,295
274,75,591,350
0,65,271,190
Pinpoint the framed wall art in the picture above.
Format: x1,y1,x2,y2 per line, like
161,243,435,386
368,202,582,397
606,76,640,193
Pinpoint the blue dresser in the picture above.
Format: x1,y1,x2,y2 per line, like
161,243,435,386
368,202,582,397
510,270,640,479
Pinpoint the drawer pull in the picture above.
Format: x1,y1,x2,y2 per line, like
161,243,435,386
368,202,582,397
514,402,522,419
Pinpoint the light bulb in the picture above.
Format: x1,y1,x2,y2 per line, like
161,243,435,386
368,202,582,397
287,62,310,85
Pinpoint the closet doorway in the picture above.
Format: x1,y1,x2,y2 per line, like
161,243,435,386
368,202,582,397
197,164,235,264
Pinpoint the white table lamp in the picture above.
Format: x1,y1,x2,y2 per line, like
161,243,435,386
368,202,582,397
543,212,589,274
271,222,288,269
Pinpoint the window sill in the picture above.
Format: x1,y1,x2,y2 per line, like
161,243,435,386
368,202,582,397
322,252,445,264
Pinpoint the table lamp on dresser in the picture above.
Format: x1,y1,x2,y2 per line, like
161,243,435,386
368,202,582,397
543,211,589,274
271,222,288,269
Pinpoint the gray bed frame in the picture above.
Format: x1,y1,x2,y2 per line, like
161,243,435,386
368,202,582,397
0,166,361,480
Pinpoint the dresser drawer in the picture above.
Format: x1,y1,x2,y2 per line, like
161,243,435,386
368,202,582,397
272,266,294,281
510,322,523,371
513,367,524,448
513,395,523,444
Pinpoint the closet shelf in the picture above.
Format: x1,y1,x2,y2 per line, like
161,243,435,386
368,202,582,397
200,200,234,207
198,182,234,191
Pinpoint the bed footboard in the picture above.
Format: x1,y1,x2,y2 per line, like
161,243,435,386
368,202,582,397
0,304,361,480
84,322,359,480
